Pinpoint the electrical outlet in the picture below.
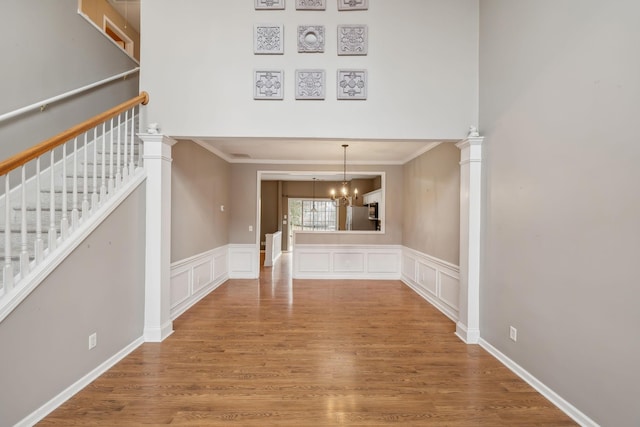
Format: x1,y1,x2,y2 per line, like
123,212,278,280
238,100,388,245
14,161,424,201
249,225,253,232
88,332,97,350
509,326,517,342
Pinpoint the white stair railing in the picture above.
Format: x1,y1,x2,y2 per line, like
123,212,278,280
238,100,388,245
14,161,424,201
0,92,149,306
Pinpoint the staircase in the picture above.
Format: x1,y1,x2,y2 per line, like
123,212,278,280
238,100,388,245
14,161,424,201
0,92,148,314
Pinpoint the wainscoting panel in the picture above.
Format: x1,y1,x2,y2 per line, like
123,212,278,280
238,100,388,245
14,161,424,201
293,245,402,280
170,246,229,320
401,247,460,322
228,244,259,279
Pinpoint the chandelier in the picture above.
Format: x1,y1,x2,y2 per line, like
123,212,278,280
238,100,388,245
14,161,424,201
330,144,358,206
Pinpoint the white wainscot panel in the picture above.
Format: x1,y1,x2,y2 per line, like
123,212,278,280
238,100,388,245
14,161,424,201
402,254,416,281
298,251,331,273
229,245,258,279
439,271,459,310
401,247,460,322
170,269,191,308
369,252,399,273
170,246,230,320
213,252,228,281
293,245,402,279
418,262,437,296
333,252,365,273
192,259,213,294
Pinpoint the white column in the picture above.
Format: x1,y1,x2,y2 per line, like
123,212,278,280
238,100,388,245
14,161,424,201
139,132,177,342
455,135,483,344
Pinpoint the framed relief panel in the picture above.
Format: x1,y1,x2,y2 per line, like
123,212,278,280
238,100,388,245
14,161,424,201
337,25,368,55
254,24,284,54
254,70,284,100
296,69,325,100
337,69,367,100
298,26,325,52
296,0,326,10
338,0,368,11
255,0,285,10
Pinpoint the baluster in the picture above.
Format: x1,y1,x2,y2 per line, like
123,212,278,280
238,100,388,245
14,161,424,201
122,110,129,180
48,151,57,252
100,122,107,202
91,128,99,210
34,158,43,263
129,106,136,173
82,133,89,218
4,174,14,292
108,118,115,193
115,114,122,187
71,137,79,229
20,166,30,275
60,142,69,239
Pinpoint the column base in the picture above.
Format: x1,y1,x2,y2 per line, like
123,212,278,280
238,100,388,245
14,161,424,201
455,321,480,344
144,321,174,342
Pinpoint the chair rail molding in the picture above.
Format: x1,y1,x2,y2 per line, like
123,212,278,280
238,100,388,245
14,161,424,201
455,134,484,344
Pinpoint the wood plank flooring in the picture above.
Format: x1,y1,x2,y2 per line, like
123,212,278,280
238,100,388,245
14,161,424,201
40,253,576,426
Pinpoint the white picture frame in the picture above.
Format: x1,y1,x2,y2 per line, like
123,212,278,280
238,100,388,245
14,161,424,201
254,70,284,100
255,0,285,10
337,0,368,11
298,25,325,53
337,69,367,100
337,24,368,55
296,0,326,10
254,24,284,55
296,69,326,100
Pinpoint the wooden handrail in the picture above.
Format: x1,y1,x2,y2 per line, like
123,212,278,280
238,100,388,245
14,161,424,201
0,91,149,176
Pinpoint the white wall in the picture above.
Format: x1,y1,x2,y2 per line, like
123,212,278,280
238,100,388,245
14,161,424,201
141,0,478,140
479,1,640,426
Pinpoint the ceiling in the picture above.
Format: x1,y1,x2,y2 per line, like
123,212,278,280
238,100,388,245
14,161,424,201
191,137,446,165
107,0,140,32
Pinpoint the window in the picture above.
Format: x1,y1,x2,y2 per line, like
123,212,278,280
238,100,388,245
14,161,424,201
289,199,337,231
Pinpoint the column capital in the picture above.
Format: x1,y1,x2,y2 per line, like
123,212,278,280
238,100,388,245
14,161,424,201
455,136,484,151
137,133,178,147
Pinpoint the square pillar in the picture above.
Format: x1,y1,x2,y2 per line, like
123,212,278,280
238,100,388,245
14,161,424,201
138,133,177,342
455,135,483,344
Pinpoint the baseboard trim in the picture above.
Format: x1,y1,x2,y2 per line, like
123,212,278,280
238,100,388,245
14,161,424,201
144,321,174,343
171,277,227,321
478,338,599,427
16,336,145,427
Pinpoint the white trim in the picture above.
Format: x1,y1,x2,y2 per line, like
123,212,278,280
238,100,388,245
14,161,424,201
400,247,460,322
15,336,144,427
292,244,402,280
0,68,140,123
479,338,600,427
170,246,229,320
0,171,146,324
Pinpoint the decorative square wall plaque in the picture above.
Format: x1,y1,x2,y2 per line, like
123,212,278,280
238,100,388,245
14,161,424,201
337,69,367,100
296,0,326,10
337,24,368,55
337,0,368,11
254,24,284,54
296,69,326,99
255,0,285,10
254,70,284,100
298,26,325,52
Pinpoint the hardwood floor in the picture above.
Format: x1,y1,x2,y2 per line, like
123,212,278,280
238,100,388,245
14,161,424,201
40,253,576,426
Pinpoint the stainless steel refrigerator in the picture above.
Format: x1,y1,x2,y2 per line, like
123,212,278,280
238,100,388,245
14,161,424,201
346,206,376,230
